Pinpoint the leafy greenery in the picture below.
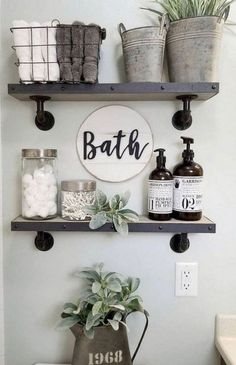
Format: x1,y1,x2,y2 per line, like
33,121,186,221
84,190,139,236
57,263,146,338
142,0,234,21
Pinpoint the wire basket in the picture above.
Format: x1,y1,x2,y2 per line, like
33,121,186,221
11,20,106,84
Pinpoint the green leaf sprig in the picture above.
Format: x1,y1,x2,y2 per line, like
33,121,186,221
84,190,139,236
57,263,146,338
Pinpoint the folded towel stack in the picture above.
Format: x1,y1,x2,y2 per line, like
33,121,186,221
56,23,105,83
12,20,106,84
12,20,32,83
12,20,60,83
41,22,60,82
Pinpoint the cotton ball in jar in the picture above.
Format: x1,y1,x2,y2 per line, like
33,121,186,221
44,172,57,186
49,202,57,216
37,184,49,196
23,183,38,199
25,194,35,207
43,164,53,174
22,173,33,187
38,207,50,219
33,168,47,184
24,207,37,218
47,185,57,200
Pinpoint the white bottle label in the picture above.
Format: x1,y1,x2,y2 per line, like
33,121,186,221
173,176,203,212
148,180,173,214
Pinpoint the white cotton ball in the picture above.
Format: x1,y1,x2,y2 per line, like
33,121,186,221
23,188,32,198
22,201,30,215
37,184,49,196
47,186,57,200
48,184,57,194
34,168,46,184
22,174,33,186
38,207,49,219
24,208,36,218
44,164,53,173
24,184,38,198
42,173,52,185
49,204,57,216
47,200,56,210
25,194,35,206
23,178,37,191
33,192,42,203
30,200,42,212
45,173,57,186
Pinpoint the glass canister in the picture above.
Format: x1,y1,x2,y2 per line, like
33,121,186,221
22,149,58,219
61,180,96,220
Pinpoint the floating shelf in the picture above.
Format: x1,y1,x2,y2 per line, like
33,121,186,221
8,82,219,101
11,215,215,233
11,215,216,253
8,82,219,131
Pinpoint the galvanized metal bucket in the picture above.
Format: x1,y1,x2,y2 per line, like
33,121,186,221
70,311,149,365
166,16,224,82
119,17,168,82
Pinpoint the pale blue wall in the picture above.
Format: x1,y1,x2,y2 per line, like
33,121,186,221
1,1,236,365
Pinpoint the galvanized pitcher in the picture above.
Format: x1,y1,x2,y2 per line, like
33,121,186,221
70,311,149,365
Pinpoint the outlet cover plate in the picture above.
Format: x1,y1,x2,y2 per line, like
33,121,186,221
175,262,198,297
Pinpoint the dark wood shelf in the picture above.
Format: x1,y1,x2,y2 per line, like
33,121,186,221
8,82,219,101
11,215,216,234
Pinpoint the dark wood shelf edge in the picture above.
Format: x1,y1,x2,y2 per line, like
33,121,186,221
11,216,216,234
8,82,219,101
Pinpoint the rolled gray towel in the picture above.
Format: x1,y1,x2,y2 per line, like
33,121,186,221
71,21,84,83
56,24,73,82
83,24,101,83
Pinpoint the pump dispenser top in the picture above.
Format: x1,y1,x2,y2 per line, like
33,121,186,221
154,148,166,168
181,136,194,160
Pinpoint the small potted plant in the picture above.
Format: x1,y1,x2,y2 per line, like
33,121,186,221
143,0,234,82
57,264,149,365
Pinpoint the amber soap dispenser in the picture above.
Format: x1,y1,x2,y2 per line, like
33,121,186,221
148,148,173,221
173,137,203,221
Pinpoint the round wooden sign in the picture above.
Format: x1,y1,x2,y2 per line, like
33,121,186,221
77,105,153,182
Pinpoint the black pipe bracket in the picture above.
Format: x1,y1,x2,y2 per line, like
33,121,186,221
170,233,190,253
30,95,55,131
35,231,54,251
172,95,198,130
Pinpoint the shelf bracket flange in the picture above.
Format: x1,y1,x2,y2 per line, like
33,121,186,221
30,95,55,131
172,95,198,130
170,233,190,253
35,231,54,251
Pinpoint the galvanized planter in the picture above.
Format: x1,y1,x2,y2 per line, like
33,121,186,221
166,16,224,82
119,18,167,82
70,312,149,365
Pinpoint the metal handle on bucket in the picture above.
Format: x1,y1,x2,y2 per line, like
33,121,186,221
118,23,126,36
159,13,169,35
126,310,149,363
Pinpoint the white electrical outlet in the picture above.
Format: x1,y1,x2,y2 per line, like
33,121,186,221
175,262,198,296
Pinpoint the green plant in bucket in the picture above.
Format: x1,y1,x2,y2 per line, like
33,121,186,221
142,0,234,21
57,263,146,339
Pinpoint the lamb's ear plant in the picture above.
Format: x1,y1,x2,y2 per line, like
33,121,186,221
142,0,234,22
84,190,139,236
57,263,146,339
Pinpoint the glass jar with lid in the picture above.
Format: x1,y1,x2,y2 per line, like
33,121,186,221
61,180,96,220
22,149,58,219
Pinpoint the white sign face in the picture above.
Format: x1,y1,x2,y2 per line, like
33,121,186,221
77,105,153,182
